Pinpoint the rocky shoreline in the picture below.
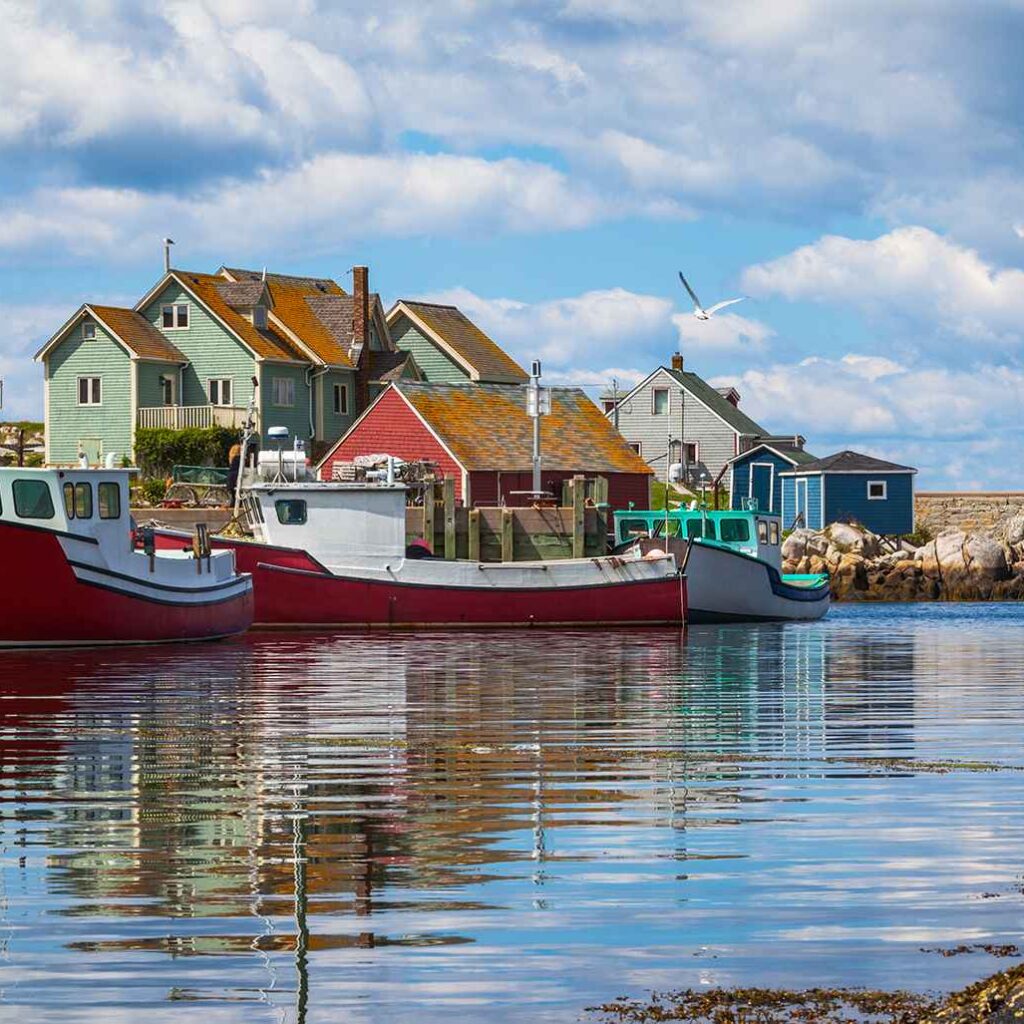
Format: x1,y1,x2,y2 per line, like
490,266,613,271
783,518,1024,602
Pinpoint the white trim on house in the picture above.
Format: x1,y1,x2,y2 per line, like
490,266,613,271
77,376,102,406
129,361,138,455
866,480,888,500
388,302,481,381
332,382,349,416
651,385,670,416
728,442,803,468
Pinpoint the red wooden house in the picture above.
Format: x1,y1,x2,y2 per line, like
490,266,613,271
316,381,653,509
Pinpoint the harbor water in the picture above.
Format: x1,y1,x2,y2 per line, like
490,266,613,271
1,604,1023,1022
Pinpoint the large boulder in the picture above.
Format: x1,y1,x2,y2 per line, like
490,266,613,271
918,531,1009,579
1004,513,1024,546
781,528,815,562
825,521,881,558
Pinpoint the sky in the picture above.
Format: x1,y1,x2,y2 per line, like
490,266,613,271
2,0,1024,487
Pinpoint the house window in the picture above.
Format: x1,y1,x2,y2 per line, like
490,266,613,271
160,375,175,406
333,383,349,416
603,400,615,413
208,378,232,406
13,479,55,520
77,377,101,405
161,303,189,329
82,320,96,340
683,442,699,463
275,499,307,525
273,377,295,407
252,305,268,330
629,442,642,456
652,388,669,415
867,480,887,500
98,482,121,520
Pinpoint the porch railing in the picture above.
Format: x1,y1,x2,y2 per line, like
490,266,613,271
137,405,254,430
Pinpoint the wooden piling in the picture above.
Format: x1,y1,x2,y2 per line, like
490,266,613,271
422,478,436,551
443,476,457,560
468,508,481,561
501,508,514,562
571,475,585,558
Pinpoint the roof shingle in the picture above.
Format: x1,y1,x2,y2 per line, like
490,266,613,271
88,305,186,362
396,382,651,474
391,301,528,383
664,367,768,436
783,450,917,474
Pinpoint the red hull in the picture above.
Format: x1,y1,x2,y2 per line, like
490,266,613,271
154,529,686,628
1,522,253,647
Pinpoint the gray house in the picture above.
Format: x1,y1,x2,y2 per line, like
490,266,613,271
603,354,802,488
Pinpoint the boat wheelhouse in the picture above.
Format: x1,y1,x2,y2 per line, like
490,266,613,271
156,482,686,628
0,467,252,646
613,507,829,623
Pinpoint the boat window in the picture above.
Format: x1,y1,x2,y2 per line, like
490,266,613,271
685,518,717,540
769,521,779,545
618,518,650,539
63,482,76,519
98,482,121,520
13,479,55,520
757,520,769,544
76,483,93,519
275,499,307,525
719,518,751,543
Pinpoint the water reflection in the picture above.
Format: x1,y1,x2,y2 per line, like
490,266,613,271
1,608,1023,1022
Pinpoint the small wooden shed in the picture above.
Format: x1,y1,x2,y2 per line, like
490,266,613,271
316,381,653,510
779,450,917,534
728,441,817,515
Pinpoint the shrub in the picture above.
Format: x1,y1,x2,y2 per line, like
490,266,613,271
134,426,240,478
139,477,168,505
903,524,934,549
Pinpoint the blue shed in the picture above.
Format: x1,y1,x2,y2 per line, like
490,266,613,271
729,440,817,515
779,450,917,534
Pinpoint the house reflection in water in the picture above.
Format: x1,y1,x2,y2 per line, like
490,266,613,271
0,621,923,1020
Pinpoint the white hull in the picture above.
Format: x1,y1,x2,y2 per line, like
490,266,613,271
685,541,830,622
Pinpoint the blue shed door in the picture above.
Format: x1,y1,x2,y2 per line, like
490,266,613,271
749,462,774,512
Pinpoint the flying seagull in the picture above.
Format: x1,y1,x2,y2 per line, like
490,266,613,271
678,271,745,320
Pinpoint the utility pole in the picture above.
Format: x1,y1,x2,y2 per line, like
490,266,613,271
527,360,551,495
611,376,619,431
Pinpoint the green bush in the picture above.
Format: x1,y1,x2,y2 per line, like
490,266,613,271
134,427,239,478
139,478,168,505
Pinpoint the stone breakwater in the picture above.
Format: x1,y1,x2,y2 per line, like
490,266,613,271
783,518,1024,601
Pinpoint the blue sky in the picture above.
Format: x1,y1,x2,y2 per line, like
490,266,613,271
3,0,1024,487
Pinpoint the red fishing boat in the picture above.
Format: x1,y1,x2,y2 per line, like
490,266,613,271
154,482,685,628
0,467,253,647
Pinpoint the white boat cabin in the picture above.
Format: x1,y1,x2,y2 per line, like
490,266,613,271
245,483,408,567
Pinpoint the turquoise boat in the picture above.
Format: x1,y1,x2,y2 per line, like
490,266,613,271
613,507,830,623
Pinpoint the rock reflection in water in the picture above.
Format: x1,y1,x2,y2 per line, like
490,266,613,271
0,606,1022,1023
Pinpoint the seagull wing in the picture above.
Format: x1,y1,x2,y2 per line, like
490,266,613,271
678,271,703,311
704,297,745,317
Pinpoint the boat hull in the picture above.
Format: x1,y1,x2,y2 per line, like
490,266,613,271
682,539,830,623
0,521,253,647
154,529,686,627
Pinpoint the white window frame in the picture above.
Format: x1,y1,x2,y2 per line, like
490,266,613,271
161,303,190,330
651,387,670,415
748,460,775,511
332,382,349,416
160,374,176,406
208,378,232,407
629,441,642,456
252,305,268,330
683,441,700,465
81,320,96,340
77,376,102,406
867,479,887,501
273,377,296,408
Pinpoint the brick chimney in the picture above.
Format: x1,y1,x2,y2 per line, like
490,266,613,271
671,352,684,371
352,266,370,348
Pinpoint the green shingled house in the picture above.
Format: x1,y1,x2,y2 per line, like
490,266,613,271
37,265,420,466
387,300,528,384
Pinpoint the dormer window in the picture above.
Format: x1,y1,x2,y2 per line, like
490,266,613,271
82,320,96,340
252,305,267,330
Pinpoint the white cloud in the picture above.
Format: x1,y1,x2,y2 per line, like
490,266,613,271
0,151,612,261
671,311,775,352
420,285,675,372
743,226,1024,347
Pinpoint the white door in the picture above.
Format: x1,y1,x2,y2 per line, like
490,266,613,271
794,478,809,527
79,437,103,464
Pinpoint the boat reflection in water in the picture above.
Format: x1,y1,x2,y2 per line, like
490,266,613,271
2,610,1022,1023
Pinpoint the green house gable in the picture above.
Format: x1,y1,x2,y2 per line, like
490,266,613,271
389,314,469,383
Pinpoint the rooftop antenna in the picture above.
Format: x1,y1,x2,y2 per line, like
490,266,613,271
163,238,175,273
261,266,267,282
